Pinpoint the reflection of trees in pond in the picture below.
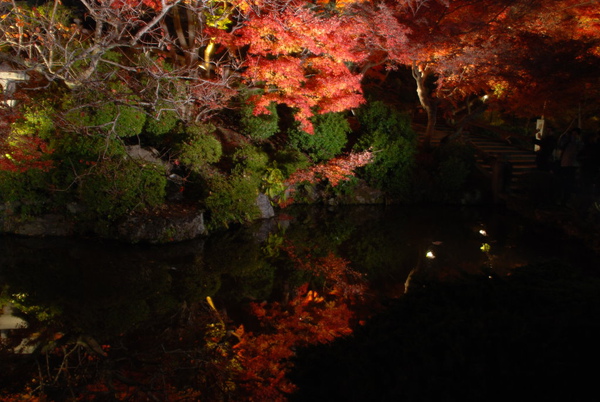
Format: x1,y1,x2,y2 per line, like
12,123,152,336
1,258,173,337
3,206,592,400
290,260,600,401
203,229,278,302
1,229,369,400
227,242,367,400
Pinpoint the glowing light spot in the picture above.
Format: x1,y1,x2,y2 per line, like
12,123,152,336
426,250,435,259
479,229,487,236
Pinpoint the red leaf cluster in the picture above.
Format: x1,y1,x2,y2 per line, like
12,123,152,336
286,149,373,189
231,243,365,399
0,107,52,173
216,0,369,132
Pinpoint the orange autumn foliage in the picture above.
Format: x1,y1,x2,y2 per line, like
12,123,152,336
286,149,373,188
231,245,366,399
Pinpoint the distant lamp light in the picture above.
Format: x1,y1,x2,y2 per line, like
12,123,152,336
426,250,435,259
479,229,487,236
482,95,489,101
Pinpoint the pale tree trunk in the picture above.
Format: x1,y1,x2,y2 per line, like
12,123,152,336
412,62,437,149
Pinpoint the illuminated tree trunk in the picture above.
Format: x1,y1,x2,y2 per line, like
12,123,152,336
171,3,200,69
412,62,437,148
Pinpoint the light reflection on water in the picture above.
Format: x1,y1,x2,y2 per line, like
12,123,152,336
0,205,597,399
0,206,588,330
0,205,594,332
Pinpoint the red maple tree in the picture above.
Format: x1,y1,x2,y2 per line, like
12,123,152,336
214,0,369,132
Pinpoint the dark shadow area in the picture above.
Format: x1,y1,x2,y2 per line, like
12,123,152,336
290,260,600,402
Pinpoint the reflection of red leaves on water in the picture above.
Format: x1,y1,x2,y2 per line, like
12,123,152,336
231,245,365,400
1,245,366,401
282,243,366,297
233,285,356,399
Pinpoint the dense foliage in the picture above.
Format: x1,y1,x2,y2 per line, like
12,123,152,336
288,112,351,163
354,101,417,198
0,0,598,227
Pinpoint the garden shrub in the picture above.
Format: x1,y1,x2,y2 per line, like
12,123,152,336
231,144,291,203
78,158,166,220
202,144,272,229
0,169,49,216
91,102,146,138
176,123,222,172
240,101,279,141
10,103,55,139
288,112,350,162
354,101,417,198
232,144,269,176
204,172,261,229
144,102,180,137
437,155,470,195
261,166,286,201
50,132,126,161
62,82,146,138
358,100,413,137
273,149,310,177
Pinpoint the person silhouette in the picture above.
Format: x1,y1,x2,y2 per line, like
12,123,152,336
534,127,557,172
557,127,584,206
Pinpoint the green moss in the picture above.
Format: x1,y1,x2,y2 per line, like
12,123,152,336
0,169,49,216
144,102,180,137
177,123,223,171
78,159,166,220
204,172,260,229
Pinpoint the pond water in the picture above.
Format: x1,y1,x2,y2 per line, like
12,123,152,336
0,205,598,400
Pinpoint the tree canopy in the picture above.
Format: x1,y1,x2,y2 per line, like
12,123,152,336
1,0,598,137
0,0,598,223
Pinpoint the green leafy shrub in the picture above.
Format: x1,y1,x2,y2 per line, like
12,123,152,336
288,112,350,162
358,100,413,136
144,102,180,137
50,132,126,161
78,158,166,220
177,123,222,172
354,102,417,198
437,156,470,194
261,166,286,200
205,144,269,228
204,172,261,229
91,103,146,138
273,149,310,177
11,103,55,139
62,82,146,138
232,144,269,175
240,101,279,141
0,169,49,216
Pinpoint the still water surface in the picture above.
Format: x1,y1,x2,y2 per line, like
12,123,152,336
0,205,596,399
